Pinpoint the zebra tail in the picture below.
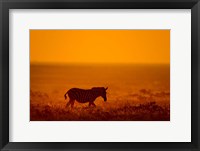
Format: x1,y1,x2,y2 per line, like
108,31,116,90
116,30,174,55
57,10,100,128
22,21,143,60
64,92,68,100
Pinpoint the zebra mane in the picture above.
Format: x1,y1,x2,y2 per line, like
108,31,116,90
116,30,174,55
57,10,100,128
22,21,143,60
92,87,104,90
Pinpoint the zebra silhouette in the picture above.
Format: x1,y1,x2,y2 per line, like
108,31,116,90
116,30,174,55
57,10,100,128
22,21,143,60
64,87,108,108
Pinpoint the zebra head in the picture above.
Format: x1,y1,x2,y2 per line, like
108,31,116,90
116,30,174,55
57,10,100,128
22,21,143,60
92,87,108,102
103,87,108,101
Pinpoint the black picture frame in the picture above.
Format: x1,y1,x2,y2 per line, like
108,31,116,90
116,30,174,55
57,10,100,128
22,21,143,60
0,0,199,150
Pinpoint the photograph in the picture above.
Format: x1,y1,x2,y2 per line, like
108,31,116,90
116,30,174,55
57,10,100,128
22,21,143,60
30,30,170,121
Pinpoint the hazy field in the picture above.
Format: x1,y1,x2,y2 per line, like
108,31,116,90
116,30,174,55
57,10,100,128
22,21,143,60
30,64,170,121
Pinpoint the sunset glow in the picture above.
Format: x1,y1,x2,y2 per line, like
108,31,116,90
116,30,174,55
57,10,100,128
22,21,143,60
30,30,170,65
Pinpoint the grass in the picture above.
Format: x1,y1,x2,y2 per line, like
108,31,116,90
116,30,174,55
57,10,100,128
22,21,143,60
30,90,170,121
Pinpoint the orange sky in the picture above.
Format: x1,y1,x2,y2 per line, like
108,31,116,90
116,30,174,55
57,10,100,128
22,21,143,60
30,30,170,64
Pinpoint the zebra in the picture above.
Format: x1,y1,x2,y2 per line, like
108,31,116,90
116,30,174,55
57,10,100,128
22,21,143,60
64,87,108,108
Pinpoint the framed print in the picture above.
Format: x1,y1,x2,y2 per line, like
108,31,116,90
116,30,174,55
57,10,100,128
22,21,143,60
0,0,200,151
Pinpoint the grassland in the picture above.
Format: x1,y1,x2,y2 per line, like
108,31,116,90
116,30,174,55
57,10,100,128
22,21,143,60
30,89,170,121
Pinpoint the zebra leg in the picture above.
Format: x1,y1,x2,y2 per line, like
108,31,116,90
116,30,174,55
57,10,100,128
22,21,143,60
66,101,71,108
89,102,92,107
66,99,74,108
71,100,75,108
91,102,96,107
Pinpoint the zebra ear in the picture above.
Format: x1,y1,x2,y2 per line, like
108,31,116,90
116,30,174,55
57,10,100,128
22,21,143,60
105,87,108,90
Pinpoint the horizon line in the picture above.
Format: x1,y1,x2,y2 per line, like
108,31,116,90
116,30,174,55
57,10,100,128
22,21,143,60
30,62,170,66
